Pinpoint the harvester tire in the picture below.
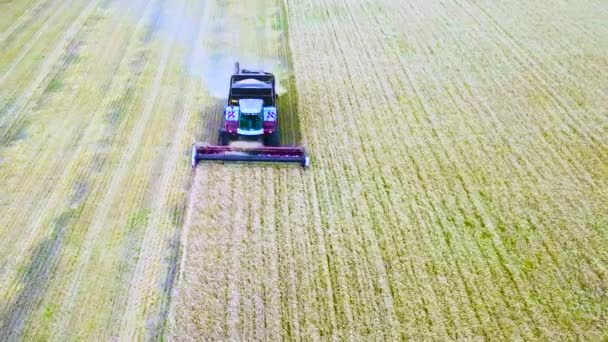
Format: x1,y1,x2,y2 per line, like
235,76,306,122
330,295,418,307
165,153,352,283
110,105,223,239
264,131,280,146
219,132,230,145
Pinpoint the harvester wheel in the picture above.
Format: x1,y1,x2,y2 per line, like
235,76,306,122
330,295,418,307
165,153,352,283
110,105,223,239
263,131,280,146
219,132,231,145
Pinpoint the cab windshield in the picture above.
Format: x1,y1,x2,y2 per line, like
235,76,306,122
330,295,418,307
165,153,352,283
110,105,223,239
239,112,262,130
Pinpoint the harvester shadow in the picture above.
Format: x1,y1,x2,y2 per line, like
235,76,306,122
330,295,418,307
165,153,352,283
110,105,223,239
276,74,302,146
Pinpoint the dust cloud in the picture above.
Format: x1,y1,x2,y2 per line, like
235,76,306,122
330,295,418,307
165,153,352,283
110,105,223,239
115,0,289,99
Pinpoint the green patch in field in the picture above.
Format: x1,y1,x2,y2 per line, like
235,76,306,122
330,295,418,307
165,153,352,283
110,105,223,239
463,218,475,229
496,220,508,233
526,89,552,108
127,209,151,232
106,85,135,127
0,96,17,119
170,200,187,227
395,93,410,105
587,215,608,236
504,236,517,252
33,54,46,62
442,230,452,245
70,180,88,208
126,208,151,232
0,206,83,337
42,303,59,320
396,39,411,54
0,119,29,147
270,11,282,31
567,88,587,108
45,78,63,93
520,258,536,275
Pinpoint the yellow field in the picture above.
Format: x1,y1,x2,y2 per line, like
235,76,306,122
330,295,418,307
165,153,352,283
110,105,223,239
1,0,607,340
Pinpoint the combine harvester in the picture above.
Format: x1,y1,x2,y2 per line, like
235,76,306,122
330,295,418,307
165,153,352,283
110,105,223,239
191,62,309,168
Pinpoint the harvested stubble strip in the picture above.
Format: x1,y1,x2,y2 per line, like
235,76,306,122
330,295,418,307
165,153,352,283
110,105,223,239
0,0,208,339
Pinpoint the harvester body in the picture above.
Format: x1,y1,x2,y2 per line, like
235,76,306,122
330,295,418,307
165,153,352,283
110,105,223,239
191,62,309,168
220,65,280,146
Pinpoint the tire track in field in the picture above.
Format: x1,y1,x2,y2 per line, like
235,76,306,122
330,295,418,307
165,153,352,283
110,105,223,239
53,0,181,332
0,0,102,143
244,170,266,340
258,168,283,340
225,167,249,341
116,2,205,338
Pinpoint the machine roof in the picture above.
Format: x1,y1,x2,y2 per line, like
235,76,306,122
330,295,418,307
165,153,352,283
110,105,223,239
239,98,264,113
233,78,272,89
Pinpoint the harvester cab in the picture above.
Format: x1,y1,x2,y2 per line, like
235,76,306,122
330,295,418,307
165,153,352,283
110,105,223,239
220,63,280,146
191,62,309,168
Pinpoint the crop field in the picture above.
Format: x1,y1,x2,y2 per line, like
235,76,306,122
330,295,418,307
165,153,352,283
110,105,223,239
1,0,607,340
